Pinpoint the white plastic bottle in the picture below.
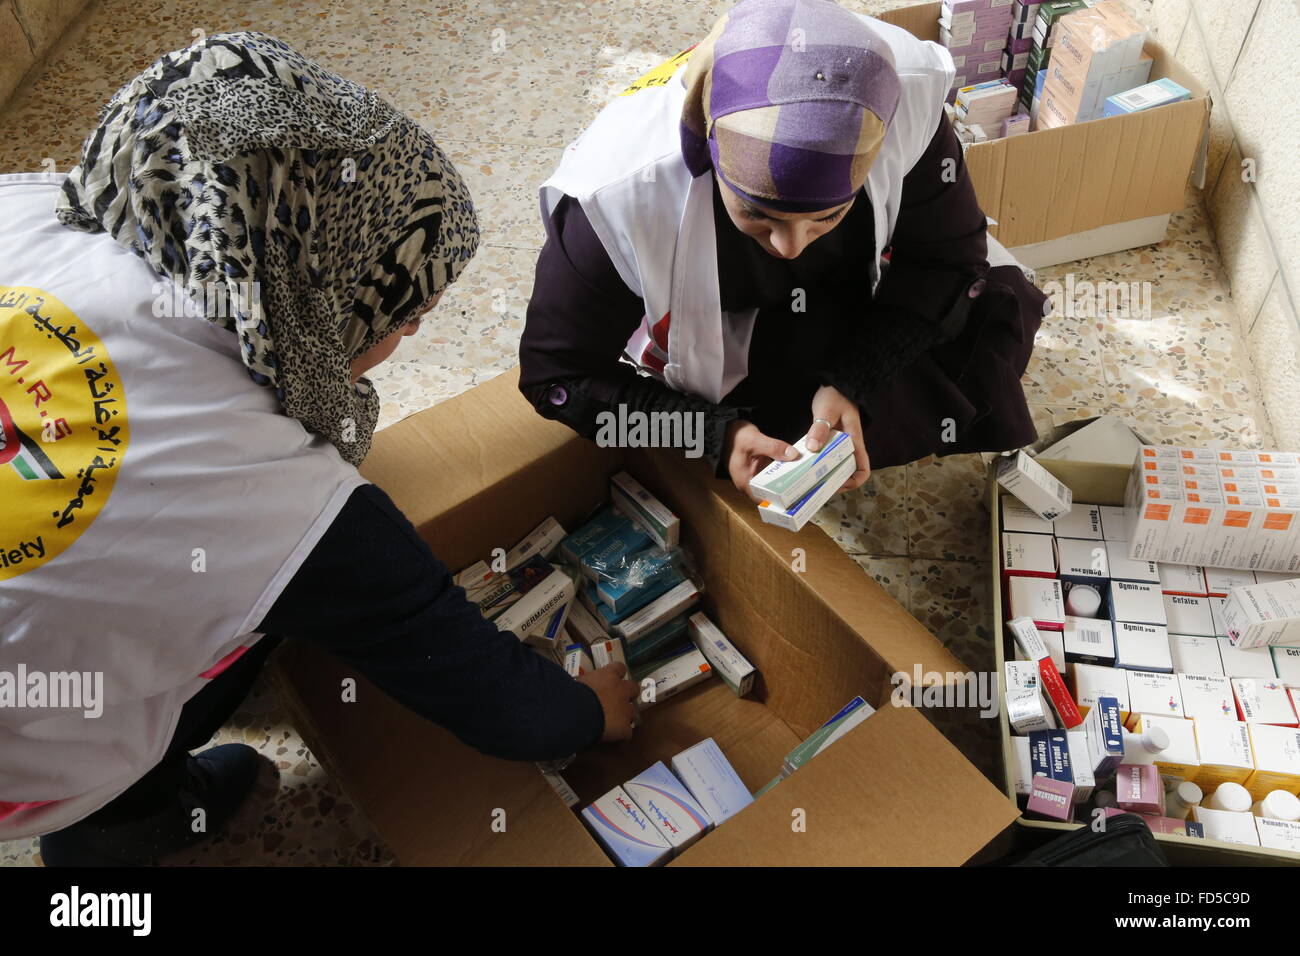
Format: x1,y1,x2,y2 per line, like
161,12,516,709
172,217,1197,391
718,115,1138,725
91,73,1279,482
1165,781,1203,820
1206,781,1252,813
1120,725,1170,766
1065,584,1102,618
1253,789,1300,821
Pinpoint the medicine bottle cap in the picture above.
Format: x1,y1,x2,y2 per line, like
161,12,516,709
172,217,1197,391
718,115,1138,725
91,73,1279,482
1065,585,1101,617
1139,726,1169,754
1174,781,1202,807
1209,781,1251,813
1258,790,1300,822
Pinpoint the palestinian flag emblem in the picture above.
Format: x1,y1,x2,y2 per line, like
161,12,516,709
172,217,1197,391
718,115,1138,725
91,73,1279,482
0,396,64,480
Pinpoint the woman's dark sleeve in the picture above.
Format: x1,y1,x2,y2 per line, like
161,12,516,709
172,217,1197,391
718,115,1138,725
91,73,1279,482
258,484,604,763
519,195,745,470
821,114,990,410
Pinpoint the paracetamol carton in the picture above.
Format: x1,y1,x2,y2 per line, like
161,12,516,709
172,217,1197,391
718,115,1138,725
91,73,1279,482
671,739,753,826
783,696,878,773
581,786,672,867
996,450,1073,521
611,471,680,550
623,761,713,852
687,612,756,696
748,429,854,510
757,453,856,532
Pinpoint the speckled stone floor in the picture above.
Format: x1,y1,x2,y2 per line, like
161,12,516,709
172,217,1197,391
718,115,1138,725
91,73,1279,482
1,0,1269,866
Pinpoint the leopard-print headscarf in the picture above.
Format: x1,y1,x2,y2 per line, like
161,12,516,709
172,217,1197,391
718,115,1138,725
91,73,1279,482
55,32,479,465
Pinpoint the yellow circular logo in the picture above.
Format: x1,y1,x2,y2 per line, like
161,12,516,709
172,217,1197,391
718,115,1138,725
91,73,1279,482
0,285,129,580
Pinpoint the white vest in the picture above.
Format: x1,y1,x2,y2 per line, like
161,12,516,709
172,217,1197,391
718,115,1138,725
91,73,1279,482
540,15,956,404
0,174,366,838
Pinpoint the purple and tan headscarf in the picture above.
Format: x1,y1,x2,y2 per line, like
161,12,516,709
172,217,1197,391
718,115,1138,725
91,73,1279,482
680,0,901,213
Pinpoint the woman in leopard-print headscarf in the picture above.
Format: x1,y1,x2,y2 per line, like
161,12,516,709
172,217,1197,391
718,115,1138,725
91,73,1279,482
56,31,480,465
22,33,636,868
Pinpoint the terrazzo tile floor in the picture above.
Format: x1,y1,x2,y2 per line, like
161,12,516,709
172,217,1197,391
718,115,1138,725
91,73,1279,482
0,0,1269,866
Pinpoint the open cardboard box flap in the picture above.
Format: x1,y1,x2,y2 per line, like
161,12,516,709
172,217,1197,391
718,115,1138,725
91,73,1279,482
275,369,1019,865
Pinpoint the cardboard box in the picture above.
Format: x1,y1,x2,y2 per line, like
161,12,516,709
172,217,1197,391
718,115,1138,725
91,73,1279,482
992,453,1300,861
275,369,1020,866
869,1,1209,260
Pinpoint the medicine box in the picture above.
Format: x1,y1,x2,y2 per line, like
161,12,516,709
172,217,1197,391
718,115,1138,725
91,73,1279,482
1245,724,1300,799
748,429,854,510
1191,805,1261,847
1126,670,1184,720
1163,594,1215,637
1002,494,1054,534
997,450,1073,521
1168,634,1224,676
671,738,754,826
581,786,672,866
1063,616,1115,667
784,697,878,773
1056,537,1108,582
611,471,680,550
1069,661,1129,717
634,646,712,708
623,761,713,852
1109,581,1167,627
1159,563,1208,597
1105,541,1158,583
1002,531,1057,577
1054,503,1103,540
1009,576,1065,630
687,612,756,697
1134,713,1200,782
756,454,856,532
1232,678,1298,726
1179,673,1235,722
1218,637,1277,680
1192,718,1255,789
1114,621,1172,672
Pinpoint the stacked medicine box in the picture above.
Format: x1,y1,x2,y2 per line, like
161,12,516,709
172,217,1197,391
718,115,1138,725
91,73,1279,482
999,492,1300,853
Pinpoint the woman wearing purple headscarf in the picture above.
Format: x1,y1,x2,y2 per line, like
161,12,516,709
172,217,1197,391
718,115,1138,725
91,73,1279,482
521,0,1047,496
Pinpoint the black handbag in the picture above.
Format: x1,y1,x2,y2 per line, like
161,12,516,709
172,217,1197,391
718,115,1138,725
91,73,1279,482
1006,813,1170,867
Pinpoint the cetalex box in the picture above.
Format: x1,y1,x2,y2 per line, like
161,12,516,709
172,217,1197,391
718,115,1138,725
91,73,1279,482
1168,634,1224,676
581,785,672,866
997,450,1073,521
1179,673,1235,722
623,761,713,852
1163,594,1215,637
1271,645,1300,684
671,738,753,826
